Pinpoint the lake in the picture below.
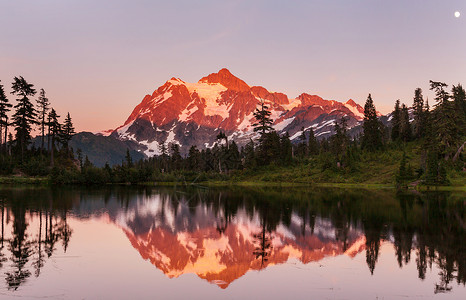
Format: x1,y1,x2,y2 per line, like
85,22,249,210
0,185,464,299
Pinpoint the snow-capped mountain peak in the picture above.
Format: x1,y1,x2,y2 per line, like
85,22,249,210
111,68,366,156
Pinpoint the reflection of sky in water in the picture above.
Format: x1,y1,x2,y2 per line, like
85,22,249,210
0,189,464,299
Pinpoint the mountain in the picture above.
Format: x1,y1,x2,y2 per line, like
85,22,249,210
31,132,145,167
109,68,369,156
69,132,144,167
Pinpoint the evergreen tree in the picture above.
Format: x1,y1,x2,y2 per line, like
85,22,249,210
296,127,308,158
158,142,168,172
242,139,256,169
451,84,466,138
330,117,350,167
430,81,458,159
60,112,75,151
252,99,273,136
11,76,38,160
396,152,408,187
391,100,401,141
0,81,12,152
396,152,414,187
36,89,50,152
170,143,182,171
361,94,383,151
279,132,293,164
256,131,281,165
400,104,412,142
412,88,424,138
225,141,241,170
76,148,83,169
124,149,133,168
308,127,319,155
187,145,201,171
48,109,60,166
425,150,438,185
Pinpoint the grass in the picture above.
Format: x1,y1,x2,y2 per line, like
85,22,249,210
0,176,48,184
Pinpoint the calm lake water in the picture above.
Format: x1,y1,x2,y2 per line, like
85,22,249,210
0,185,464,300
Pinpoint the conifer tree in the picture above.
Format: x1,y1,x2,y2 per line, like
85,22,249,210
76,148,83,169
36,89,50,153
430,81,458,159
170,143,182,171
308,127,319,155
361,94,382,151
243,139,256,169
60,112,75,151
400,104,412,142
187,145,201,171
11,76,38,160
296,127,308,158
125,149,133,168
279,132,293,164
451,84,466,137
391,100,401,141
48,108,60,166
0,81,12,151
225,141,241,170
330,117,350,167
252,99,273,136
412,88,424,138
159,142,168,172
396,152,408,187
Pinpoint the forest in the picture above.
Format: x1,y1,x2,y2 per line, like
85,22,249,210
0,76,465,187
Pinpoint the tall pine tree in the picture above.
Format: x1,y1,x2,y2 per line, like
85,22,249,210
252,99,273,136
412,88,424,138
391,99,401,141
48,108,60,166
430,80,458,159
0,80,12,151
60,112,75,152
362,94,383,151
36,89,50,153
400,104,412,142
11,76,37,160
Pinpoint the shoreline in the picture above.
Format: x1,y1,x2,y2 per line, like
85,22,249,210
1,176,465,192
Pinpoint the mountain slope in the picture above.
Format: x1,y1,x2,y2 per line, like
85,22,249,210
69,132,144,167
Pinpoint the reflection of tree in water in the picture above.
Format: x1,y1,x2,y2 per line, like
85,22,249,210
0,190,73,290
359,191,466,293
0,200,8,271
32,208,44,278
253,212,273,268
363,220,384,276
6,202,33,290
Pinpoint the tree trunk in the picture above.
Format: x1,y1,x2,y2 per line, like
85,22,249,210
51,135,55,167
3,123,7,154
453,141,466,162
41,122,45,155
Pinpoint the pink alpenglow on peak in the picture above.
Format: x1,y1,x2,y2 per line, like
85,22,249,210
110,68,376,157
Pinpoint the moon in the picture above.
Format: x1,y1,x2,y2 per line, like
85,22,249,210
455,11,461,18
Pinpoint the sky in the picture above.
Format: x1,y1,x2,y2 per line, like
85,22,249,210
1,0,465,132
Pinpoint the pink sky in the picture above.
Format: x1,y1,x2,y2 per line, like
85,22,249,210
1,0,465,132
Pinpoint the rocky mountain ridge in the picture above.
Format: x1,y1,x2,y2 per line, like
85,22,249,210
107,68,373,156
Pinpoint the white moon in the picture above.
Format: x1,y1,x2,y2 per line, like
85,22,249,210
455,11,461,18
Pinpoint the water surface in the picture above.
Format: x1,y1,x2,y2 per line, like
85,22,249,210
0,186,464,299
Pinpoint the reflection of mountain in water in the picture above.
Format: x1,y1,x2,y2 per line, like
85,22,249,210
111,197,365,288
